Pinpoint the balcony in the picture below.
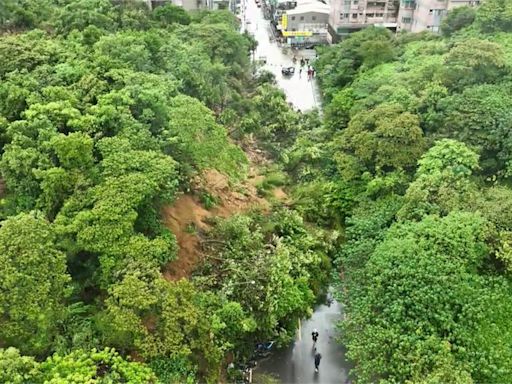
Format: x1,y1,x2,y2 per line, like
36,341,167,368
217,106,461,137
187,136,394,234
400,0,415,9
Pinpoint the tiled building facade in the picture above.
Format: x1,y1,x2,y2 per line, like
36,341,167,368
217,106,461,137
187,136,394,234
397,0,480,33
328,0,481,40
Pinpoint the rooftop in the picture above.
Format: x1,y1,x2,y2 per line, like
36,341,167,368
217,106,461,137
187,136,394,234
286,1,330,14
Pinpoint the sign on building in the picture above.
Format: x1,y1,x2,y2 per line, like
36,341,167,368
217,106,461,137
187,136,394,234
282,30,313,37
281,14,288,29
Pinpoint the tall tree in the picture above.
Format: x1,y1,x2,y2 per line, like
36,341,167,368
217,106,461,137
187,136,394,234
336,103,425,178
0,213,70,355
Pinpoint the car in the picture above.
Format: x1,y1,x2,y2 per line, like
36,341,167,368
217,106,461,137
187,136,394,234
281,66,295,76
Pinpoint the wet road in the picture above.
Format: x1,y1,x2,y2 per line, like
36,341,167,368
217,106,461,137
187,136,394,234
255,295,352,384
241,0,321,111
240,4,350,383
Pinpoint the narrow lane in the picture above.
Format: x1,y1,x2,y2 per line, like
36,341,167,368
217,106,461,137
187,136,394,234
242,0,321,111
240,4,351,382
256,294,353,383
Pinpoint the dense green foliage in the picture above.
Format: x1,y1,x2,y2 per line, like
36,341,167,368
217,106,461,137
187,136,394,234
0,1,329,382
4,0,512,382
0,347,157,383
196,211,331,344
301,2,512,382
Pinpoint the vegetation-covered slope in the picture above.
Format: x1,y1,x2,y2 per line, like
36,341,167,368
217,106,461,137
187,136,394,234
0,1,329,382
3,0,512,383
291,0,512,382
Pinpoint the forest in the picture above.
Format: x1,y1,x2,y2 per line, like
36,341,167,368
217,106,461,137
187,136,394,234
309,0,512,382
0,1,330,382
1,0,512,383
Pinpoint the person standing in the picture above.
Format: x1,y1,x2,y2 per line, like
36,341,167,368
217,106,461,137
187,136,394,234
314,352,322,372
312,329,319,344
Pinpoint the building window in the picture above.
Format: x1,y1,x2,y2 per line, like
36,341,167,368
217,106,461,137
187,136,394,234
353,0,358,4
291,16,296,20
312,15,316,20
402,16,411,23
429,9,433,14
367,13,375,17
376,12,383,17
352,13,357,18
300,16,304,20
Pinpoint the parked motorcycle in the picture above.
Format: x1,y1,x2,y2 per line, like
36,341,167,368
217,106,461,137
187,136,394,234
252,341,275,359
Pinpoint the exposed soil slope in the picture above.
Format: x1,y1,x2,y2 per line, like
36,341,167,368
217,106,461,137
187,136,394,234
162,168,271,281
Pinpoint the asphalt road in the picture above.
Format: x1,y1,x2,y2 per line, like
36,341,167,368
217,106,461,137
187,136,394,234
255,297,353,384
240,3,350,382
242,0,322,111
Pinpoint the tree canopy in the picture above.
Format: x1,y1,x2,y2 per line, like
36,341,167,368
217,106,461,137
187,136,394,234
3,0,512,382
0,2,329,382
305,4,512,382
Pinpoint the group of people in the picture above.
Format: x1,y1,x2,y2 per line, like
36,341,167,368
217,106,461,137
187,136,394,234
298,65,315,80
312,329,322,373
293,56,316,80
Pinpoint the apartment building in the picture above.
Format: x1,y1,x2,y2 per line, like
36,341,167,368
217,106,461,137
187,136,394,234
328,0,399,41
279,2,330,45
147,0,232,11
329,0,480,40
397,0,480,33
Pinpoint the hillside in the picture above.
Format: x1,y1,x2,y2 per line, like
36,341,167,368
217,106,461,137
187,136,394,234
0,2,329,382
2,0,512,383
304,1,512,382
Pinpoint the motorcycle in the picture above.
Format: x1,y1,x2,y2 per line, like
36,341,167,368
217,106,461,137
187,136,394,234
252,341,275,359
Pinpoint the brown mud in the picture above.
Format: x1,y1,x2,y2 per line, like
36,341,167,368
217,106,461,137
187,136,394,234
162,168,274,281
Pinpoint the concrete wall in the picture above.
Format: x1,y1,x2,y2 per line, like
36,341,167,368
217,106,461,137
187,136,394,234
287,10,329,31
150,0,210,11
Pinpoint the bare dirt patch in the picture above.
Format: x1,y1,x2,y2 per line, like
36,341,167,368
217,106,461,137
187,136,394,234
272,187,288,201
162,169,270,281
162,195,210,281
